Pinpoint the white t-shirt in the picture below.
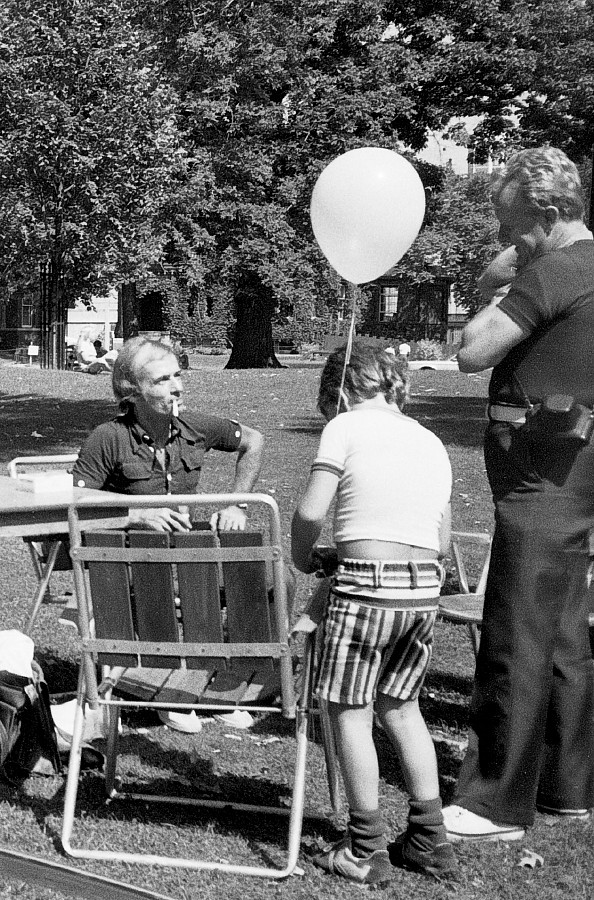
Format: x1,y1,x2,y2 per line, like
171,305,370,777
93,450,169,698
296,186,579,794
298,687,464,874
312,407,452,552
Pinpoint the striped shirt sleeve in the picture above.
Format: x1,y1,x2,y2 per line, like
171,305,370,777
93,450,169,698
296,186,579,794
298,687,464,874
311,417,346,478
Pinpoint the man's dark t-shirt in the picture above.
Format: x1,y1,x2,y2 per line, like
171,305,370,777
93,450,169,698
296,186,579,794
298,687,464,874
490,241,594,407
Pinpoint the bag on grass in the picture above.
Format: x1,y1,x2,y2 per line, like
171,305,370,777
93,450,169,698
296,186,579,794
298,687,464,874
0,631,61,778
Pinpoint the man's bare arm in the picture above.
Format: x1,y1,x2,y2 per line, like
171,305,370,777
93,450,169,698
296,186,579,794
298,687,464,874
457,300,529,372
212,424,264,532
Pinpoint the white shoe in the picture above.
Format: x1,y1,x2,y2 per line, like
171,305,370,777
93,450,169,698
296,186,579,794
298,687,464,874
443,804,526,842
537,804,591,822
214,710,254,729
158,710,203,733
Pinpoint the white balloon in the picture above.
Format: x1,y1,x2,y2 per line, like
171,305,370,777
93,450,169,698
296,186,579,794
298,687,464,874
310,148,426,284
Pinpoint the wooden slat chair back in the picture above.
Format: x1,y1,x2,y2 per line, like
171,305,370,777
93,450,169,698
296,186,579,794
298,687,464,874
8,454,78,631
438,531,492,659
61,493,316,879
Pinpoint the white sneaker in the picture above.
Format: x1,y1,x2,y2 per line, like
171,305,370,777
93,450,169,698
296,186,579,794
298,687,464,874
537,804,591,822
214,710,254,730
443,804,526,842
158,710,203,733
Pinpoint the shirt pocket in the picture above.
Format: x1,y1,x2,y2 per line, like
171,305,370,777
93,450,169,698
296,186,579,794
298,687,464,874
179,445,205,474
120,462,153,493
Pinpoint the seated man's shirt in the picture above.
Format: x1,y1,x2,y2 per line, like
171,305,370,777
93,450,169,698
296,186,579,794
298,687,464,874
72,409,242,495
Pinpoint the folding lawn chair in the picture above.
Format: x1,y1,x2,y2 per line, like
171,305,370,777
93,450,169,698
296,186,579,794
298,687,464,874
438,531,492,659
8,454,78,632
439,530,594,660
61,492,322,879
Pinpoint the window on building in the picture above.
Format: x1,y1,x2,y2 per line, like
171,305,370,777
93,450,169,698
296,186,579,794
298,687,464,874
379,286,399,321
21,297,34,328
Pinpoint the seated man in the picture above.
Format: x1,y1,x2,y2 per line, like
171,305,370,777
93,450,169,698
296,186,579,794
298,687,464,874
72,334,263,533
72,335,269,731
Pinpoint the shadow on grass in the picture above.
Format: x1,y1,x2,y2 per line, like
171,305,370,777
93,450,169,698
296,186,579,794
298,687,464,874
407,394,487,447
282,395,487,448
0,394,115,464
0,724,340,862
37,651,80,697
375,726,464,802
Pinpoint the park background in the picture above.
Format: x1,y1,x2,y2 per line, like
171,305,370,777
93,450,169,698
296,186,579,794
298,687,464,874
2,1,594,369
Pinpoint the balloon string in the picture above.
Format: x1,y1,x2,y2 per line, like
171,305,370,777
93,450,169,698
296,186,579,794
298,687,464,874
336,309,356,416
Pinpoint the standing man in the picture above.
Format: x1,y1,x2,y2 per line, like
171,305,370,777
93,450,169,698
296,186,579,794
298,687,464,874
73,335,264,532
443,145,594,841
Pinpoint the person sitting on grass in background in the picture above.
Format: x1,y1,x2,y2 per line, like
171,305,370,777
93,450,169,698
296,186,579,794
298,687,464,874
75,327,114,374
292,341,455,884
93,338,119,366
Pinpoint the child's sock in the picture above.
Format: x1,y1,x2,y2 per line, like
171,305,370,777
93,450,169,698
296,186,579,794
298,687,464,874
406,797,448,852
348,808,386,858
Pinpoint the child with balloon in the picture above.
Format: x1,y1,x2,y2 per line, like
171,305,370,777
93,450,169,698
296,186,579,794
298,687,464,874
292,341,455,884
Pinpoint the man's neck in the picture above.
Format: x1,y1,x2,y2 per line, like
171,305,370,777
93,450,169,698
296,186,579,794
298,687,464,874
551,219,593,251
133,400,171,448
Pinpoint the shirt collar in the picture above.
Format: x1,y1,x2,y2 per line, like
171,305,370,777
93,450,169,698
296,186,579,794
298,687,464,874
119,408,199,450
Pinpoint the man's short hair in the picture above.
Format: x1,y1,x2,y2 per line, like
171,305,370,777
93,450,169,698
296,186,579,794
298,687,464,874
318,340,409,418
112,336,176,404
493,145,584,221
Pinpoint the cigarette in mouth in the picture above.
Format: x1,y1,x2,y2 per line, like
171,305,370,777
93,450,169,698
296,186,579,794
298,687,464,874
172,399,179,417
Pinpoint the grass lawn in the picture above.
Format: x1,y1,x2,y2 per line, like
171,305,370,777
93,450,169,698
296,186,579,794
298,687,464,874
0,355,592,900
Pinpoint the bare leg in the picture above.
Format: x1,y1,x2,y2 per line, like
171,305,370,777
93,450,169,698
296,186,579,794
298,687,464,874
376,694,439,800
326,701,378,810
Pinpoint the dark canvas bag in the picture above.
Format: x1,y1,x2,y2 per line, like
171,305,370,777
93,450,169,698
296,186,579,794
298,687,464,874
0,660,61,777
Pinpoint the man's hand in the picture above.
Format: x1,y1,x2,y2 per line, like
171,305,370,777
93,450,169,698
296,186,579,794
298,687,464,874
210,505,247,532
477,246,518,300
128,507,192,532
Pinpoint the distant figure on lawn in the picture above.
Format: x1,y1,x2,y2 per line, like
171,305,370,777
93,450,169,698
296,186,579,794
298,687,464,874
72,334,264,533
445,145,594,842
398,341,411,361
292,341,455,884
75,327,116,374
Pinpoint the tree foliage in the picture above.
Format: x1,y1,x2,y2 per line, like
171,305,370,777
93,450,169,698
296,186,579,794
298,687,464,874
4,0,594,365
395,171,499,315
137,0,479,365
0,0,183,314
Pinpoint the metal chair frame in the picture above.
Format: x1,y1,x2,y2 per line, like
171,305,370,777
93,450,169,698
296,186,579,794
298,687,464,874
438,531,492,658
8,454,78,632
61,492,319,879
439,530,594,659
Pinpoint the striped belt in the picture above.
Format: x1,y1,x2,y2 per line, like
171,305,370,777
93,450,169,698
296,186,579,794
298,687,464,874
333,558,444,608
487,403,528,424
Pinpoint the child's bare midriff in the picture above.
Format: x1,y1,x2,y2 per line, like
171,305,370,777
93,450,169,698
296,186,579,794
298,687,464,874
337,539,438,561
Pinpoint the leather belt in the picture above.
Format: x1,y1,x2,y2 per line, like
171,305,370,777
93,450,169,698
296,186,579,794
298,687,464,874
487,403,527,424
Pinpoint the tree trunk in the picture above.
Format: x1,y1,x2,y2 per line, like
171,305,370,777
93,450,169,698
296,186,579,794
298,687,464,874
120,281,139,339
39,259,66,369
225,276,284,369
589,145,594,229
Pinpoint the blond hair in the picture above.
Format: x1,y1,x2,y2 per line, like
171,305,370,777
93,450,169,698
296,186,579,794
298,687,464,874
318,340,409,418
